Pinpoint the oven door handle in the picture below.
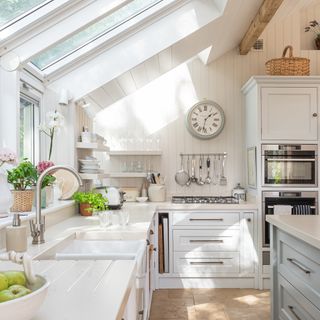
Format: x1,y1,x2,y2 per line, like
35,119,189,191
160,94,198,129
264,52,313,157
267,205,316,209
265,158,316,162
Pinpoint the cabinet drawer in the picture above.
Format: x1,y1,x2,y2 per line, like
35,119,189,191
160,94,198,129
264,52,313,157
172,212,240,227
174,252,239,275
278,275,320,320
278,231,320,307
173,229,240,252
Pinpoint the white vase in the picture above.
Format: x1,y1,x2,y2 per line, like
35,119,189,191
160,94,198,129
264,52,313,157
0,170,13,214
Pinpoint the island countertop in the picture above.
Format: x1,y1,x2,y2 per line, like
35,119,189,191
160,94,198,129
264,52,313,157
266,215,320,250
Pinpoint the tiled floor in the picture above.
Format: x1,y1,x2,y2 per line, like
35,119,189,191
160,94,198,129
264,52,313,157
150,289,270,320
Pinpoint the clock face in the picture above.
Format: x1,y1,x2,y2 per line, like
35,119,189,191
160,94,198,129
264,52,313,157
186,100,225,139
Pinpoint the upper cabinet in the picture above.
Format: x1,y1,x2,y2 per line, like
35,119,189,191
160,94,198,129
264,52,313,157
261,87,318,140
242,76,320,142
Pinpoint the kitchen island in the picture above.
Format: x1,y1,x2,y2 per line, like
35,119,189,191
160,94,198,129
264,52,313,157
267,215,320,320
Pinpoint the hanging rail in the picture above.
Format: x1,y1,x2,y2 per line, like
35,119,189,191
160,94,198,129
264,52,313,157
180,152,227,157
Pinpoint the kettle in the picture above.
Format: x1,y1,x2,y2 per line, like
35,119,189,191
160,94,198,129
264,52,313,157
95,186,125,209
232,183,246,202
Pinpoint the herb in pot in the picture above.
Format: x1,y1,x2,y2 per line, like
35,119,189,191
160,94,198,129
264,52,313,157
72,191,108,216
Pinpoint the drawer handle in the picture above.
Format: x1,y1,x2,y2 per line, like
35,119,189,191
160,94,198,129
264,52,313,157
287,258,311,274
189,239,224,243
288,306,302,320
190,261,224,265
189,218,224,221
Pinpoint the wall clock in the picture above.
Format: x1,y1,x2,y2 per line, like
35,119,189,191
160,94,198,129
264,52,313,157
186,100,225,139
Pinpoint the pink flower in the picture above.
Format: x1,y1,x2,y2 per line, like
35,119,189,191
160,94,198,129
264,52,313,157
36,161,55,173
0,149,17,166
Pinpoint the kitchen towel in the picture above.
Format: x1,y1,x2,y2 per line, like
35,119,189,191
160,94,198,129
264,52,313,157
273,205,292,215
292,205,311,215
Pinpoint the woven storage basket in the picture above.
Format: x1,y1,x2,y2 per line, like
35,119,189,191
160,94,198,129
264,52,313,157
11,190,34,212
265,46,310,76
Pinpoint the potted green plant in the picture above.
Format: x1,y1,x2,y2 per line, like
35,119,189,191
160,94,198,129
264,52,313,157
72,191,108,216
305,20,320,50
7,160,38,212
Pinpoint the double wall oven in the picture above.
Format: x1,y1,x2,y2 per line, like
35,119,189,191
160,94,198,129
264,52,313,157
261,144,318,251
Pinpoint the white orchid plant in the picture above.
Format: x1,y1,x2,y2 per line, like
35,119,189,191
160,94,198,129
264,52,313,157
39,110,64,160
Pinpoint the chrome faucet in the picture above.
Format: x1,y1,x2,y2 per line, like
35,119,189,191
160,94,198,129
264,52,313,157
30,165,83,245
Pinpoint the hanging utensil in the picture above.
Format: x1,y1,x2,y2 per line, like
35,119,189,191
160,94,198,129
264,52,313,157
190,156,197,183
219,154,227,186
175,155,189,186
205,155,211,184
186,156,192,186
197,155,205,185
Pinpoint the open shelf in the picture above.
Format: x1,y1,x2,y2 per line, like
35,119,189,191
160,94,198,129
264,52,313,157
79,173,110,180
76,142,110,152
109,150,162,156
109,172,147,178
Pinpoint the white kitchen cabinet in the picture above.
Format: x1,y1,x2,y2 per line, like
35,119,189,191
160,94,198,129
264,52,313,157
156,210,258,288
242,76,320,142
261,87,318,140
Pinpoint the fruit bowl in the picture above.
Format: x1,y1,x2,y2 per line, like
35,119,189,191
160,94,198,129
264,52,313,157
0,273,49,320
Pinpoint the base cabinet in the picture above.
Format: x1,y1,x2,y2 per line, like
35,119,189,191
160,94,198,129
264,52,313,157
156,210,258,288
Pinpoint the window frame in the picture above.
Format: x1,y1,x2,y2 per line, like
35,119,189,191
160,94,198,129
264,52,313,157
0,0,81,45
28,0,183,77
19,83,42,164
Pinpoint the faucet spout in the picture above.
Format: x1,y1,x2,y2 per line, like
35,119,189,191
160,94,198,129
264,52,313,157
30,165,83,245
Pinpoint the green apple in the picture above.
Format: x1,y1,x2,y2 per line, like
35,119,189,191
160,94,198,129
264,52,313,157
0,289,15,302
3,271,27,286
0,273,8,291
0,285,31,303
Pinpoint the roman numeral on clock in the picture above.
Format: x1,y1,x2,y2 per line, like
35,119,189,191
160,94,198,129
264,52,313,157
193,122,199,128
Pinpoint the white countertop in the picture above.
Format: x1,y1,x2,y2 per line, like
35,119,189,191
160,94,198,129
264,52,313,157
1,260,136,320
267,215,320,250
0,200,258,319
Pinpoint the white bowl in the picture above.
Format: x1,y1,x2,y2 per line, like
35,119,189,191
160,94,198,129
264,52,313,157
136,197,148,202
0,275,49,320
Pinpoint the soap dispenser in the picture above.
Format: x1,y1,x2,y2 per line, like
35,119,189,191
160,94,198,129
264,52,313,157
6,214,27,252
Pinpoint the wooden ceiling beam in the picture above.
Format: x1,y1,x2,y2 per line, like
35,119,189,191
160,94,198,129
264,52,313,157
239,0,284,55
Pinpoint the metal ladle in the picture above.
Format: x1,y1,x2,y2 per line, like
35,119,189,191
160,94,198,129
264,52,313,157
205,155,211,184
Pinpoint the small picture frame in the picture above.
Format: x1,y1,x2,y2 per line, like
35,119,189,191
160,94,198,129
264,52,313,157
247,147,257,189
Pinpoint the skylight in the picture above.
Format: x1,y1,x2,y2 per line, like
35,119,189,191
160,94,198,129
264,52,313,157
31,0,162,71
0,0,50,28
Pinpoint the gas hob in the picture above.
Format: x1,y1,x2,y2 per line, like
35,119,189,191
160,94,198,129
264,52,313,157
171,196,239,204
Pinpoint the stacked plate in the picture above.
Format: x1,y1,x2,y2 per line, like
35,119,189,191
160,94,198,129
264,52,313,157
79,157,102,174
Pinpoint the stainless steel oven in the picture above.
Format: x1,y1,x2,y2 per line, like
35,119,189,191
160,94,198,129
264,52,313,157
262,191,317,247
262,144,317,187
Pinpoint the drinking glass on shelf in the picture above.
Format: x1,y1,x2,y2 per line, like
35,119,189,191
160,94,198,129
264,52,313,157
135,161,144,172
153,135,161,150
121,161,128,172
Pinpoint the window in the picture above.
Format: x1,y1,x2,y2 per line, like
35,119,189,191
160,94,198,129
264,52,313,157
19,93,40,164
0,0,50,28
31,0,162,70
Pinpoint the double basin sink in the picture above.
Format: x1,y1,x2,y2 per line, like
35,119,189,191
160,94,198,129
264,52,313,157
35,231,147,261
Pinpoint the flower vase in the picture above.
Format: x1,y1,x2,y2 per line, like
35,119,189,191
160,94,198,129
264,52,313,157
0,170,13,214
41,188,46,209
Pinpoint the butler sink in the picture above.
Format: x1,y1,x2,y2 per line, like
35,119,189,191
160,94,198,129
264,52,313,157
35,232,146,261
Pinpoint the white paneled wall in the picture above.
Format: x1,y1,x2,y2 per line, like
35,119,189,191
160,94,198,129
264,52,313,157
92,0,320,198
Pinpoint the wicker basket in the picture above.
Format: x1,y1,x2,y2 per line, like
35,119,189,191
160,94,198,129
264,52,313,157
10,190,34,212
265,46,310,76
